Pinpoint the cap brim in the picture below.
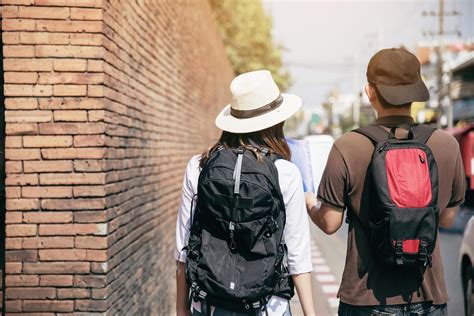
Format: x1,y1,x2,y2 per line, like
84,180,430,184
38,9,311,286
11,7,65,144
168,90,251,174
215,93,302,133
376,78,429,105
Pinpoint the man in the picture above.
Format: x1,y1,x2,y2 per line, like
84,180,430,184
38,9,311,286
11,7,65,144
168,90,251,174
305,48,466,315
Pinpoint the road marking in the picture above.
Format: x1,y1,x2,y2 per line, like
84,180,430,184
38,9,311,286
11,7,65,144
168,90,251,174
311,241,340,313
315,273,336,283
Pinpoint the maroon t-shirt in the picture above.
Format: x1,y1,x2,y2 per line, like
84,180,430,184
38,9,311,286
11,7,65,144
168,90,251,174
317,116,466,305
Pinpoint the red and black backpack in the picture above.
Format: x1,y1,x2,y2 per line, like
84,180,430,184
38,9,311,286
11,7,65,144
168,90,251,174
353,124,439,268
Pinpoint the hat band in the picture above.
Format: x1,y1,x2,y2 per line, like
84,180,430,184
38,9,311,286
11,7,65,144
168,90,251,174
231,95,283,119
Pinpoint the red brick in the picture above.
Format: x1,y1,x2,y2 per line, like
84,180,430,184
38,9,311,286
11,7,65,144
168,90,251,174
23,300,74,312
73,210,107,223
6,162,23,174
35,0,101,7
39,223,106,236
3,45,35,57
74,160,105,172
6,262,22,274
41,148,106,159
3,18,36,31
87,60,104,72
39,73,104,85
20,32,70,45
74,275,106,288
5,211,23,224
53,59,88,72
5,85,53,97
6,238,23,250
57,288,90,299
19,6,69,19
6,250,38,262
70,7,102,20
54,110,88,122
39,173,105,185
6,148,40,160
2,5,19,18
6,287,55,299
75,299,107,312
75,236,107,249
39,249,87,261
23,135,72,147
23,211,73,223
39,122,104,134
6,275,40,287
73,185,106,197
23,262,90,274
4,58,53,71
86,85,103,97
6,186,22,198
23,160,73,173
41,198,105,210
5,97,38,109
6,136,22,148
86,249,107,261
22,186,73,198
23,237,74,249
87,110,105,121
6,174,38,186
74,134,105,147
40,275,73,287
6,224,36,237
70,33,103,46
9,198,38,211
5,299,22,312
3,32,20,44
36,20,102,33
5,110,52,122
53,84,87,96
36,45,104,59
6,123,38,135
4,72,38,84
39,97,102,110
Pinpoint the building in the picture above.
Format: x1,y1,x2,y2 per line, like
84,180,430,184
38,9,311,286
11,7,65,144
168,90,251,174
0,0,233,314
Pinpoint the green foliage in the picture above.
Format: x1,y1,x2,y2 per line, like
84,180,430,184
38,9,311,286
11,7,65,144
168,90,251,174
209,0,291,91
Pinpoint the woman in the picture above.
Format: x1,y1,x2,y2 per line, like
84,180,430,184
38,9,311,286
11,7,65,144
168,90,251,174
176,70,315,316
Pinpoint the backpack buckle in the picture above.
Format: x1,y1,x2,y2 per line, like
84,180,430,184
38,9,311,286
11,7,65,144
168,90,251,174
260,147,270,156
265,217,278,237
395,240,404,265
419,241,430,266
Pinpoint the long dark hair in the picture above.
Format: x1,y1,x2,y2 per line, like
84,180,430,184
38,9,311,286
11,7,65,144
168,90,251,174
199,122,291,168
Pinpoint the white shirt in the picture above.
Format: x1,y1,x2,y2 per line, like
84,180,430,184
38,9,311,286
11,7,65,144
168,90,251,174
175,154,312,315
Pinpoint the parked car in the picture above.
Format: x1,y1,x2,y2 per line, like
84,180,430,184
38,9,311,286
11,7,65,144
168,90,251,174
460,216,474,316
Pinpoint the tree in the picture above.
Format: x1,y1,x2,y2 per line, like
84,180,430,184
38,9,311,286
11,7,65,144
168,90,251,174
209,0,291,91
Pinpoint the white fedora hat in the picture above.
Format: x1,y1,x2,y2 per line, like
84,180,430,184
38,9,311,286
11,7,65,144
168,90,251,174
215,70,302,133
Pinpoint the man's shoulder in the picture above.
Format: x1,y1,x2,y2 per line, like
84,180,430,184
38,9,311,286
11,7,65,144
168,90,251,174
333,130,374,153
428,129,459,148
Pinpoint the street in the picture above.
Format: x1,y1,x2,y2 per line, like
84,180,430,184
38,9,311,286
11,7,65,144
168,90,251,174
291,222,466,316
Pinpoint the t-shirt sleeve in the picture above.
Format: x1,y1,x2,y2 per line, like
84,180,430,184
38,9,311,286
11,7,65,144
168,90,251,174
276,160,313,275
447,143,466,207
317,144,347,209
175,156,199,262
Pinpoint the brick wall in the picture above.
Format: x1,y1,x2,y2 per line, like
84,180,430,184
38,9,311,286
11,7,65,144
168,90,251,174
1,0,233,314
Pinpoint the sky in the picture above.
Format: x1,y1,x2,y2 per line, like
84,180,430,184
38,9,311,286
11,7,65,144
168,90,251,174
263,0,474,111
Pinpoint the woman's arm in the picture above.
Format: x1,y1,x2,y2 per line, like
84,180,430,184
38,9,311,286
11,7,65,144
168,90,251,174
176,262,190,316
276,161,315,315
292,272,316,316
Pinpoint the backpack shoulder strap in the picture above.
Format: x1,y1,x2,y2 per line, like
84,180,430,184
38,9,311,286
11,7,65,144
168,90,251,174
352,124,389,144
412,124,436,144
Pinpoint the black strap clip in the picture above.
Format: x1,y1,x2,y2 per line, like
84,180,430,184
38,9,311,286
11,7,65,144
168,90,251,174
395,240,404,265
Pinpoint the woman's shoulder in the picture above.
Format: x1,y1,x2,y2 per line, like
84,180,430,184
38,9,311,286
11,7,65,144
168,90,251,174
274,159,302,182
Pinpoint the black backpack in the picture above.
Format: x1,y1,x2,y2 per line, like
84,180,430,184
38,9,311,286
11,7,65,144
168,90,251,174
353,124,439,268
185,146,294,315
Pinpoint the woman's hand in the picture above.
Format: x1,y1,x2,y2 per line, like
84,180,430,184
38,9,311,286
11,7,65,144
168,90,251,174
305,192,318,214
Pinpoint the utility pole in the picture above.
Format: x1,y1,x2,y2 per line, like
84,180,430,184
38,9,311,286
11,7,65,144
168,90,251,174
422,0,461,128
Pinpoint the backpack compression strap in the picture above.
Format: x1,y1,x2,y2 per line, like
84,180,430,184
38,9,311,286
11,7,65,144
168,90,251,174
353,124,436,144
352,124,390,144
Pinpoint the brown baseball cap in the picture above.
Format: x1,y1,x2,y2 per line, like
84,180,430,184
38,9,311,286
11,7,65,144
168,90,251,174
367,48,429,105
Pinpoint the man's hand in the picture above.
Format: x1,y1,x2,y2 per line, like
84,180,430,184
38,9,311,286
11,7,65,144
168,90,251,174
305,192,344,235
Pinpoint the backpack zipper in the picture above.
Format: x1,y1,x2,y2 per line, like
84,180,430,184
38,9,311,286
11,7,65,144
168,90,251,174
379,142,390,152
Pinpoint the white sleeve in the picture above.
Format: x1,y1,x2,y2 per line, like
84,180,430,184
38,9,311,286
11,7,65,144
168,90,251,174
175,155,200,262
276,160,313,275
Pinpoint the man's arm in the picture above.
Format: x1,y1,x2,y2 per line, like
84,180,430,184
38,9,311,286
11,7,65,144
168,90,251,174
305,192,344,235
